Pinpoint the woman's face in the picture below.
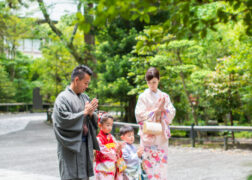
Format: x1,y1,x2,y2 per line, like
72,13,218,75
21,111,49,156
147,77,159,92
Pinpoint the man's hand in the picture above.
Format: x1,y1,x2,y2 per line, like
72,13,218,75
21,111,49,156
89,98,98,115
84,98,99,116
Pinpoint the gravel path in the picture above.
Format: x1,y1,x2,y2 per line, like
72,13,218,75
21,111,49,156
0,113,251,180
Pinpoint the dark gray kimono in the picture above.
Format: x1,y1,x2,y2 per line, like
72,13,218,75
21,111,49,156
52,86,99,180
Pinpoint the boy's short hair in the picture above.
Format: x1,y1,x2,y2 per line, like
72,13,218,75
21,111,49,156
119,125,134,136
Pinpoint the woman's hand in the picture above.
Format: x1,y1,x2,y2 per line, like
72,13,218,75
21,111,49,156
158,97,166,112
155,97,165,122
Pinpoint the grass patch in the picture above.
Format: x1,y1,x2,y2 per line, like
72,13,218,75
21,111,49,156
235,131,252,139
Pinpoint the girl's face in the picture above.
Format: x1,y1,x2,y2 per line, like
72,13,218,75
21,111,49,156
147,77,159,92
99,118,113,134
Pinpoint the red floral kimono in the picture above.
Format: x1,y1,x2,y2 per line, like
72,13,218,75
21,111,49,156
95,130,123,180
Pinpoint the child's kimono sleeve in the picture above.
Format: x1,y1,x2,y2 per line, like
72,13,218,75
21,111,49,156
97,137,117,160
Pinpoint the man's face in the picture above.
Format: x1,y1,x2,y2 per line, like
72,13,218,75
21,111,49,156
75,74,91,94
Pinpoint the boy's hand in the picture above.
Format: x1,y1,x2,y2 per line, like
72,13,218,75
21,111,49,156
116,142,125,152
137,147,144,158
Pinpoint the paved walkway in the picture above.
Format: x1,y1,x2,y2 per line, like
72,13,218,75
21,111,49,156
0,113,252,180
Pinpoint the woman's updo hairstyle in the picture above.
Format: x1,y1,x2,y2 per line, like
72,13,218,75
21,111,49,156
145,67,160,81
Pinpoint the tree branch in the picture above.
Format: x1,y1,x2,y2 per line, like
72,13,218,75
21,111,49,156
69,2,82,45
37,0,63,39
37,0,83,64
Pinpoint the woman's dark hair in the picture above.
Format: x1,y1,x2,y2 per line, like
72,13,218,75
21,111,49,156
119,125,134,136
99,113,114,124
71,65,93,82
145,67,160,81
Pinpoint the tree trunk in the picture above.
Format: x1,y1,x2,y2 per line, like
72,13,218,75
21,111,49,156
124,95,136,123
228,73,235,145
0,35,4,54
10,41,16,81
84,3,96,77
229,111,235,145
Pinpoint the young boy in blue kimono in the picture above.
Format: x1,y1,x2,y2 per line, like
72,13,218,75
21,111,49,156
120,125,143,180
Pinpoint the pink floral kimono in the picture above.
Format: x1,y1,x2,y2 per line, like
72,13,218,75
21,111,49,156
135,89,176,180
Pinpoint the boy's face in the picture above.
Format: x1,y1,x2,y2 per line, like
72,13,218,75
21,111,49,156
121,131,135,144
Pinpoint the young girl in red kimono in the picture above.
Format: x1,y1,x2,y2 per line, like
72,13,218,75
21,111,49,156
95,113,124,180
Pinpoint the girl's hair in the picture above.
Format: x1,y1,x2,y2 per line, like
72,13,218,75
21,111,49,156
145,67,160,81
99,113,114,124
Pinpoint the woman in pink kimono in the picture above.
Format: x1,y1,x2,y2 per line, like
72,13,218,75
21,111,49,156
135,67,176,180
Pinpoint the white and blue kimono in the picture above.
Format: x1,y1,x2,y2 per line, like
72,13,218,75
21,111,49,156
122,143,141,180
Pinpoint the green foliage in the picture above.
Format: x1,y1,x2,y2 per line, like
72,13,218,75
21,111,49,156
94,19,141,103
79,1,252,38
31,41,78,103
247,175,252,180
0,53,35,102
128,17,251,124
235,131,252,139
0,63,16,102
1,0,251,128
0,6,39,103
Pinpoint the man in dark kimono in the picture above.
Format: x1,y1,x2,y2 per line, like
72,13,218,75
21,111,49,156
52,65,100,180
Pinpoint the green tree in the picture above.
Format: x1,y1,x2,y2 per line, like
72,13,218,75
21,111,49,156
0,64,16,102
94,19,143,122
205,23,252,125
30,20,79,103
79,0,251,37
0,3,39,103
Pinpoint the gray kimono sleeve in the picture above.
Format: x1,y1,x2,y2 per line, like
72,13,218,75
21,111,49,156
53,96,85,153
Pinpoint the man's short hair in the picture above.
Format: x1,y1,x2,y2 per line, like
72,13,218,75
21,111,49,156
71,65,93,82
119,125,134,136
